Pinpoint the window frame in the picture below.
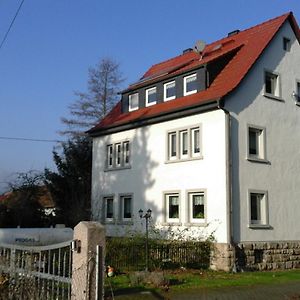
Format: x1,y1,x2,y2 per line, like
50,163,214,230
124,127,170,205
105,140,131,171
179,130,189,159
164,192,181,224
128,92,139,111
103,196,115,223
246,124,268,163
123,141,130,167
107,144,114,169
119,194,133,223
115,143,122,167
263,70,282,101
248,190,269,228
283,37,291,52
164,81,176,101
183,73,197,96
166,125,202,162
145,87,157,107
187,190,207,225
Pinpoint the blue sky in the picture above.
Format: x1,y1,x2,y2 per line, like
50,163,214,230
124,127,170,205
0,0,299,192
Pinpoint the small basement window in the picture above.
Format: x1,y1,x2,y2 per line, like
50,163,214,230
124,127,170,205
129,93,139,111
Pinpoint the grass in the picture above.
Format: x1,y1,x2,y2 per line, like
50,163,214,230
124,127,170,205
104,269,300,298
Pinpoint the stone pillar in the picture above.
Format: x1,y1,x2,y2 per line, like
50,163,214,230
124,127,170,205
210,243,234,272
71,221,105,300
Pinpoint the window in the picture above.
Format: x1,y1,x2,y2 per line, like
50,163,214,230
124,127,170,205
191,127,201,157
104,197,114,220
146,87,157,106
283,37,291,51
167,125,202,162
123,141,130,166
106,141,131,169
295,81,300,104
107,145,113,168
264,71,280,98
249,191,268,227
164,81,176,101
188,191,205,223
115,143,122,167
168,132,177,160
165,193,180,222
129,93,139,111
184,74,197,96
247,125,266,161
121,195,132,220
180,130,189,158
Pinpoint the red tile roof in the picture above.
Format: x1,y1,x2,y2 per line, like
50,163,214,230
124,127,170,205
89,12,300,135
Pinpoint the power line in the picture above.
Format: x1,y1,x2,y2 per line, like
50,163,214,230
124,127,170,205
0,136,62,143
0,0,25,51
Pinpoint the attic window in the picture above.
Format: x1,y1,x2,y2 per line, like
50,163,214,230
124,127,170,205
146,87,157,106
164,81,176,101
184,73,197,96
283,37,291,51
129,93,139,111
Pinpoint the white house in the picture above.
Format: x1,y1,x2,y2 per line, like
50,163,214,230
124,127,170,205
88,12,300,271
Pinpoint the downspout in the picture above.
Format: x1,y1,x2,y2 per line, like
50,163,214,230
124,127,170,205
217,100,235,271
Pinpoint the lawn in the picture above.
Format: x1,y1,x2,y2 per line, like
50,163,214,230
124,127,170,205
104,269,300,299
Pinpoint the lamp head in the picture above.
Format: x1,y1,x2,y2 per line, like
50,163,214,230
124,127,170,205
138,209,143,218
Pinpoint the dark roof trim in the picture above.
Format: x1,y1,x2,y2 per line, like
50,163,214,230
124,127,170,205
89,99,220,137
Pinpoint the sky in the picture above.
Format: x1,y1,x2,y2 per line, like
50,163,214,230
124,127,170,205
0,0,300,193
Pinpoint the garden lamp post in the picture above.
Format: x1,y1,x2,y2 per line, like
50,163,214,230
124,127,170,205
139,208,152,271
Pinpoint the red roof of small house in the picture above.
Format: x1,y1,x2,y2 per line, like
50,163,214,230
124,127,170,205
89,12,300,135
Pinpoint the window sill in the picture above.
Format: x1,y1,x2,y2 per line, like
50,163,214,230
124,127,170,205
161,222,182,226
248,224,272,229
165,156,203,164
246,157,270,164
105,165,131,172
263,93,284,102
184,222,207,227
116,221,133,225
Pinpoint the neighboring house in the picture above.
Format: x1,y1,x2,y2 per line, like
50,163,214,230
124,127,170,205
88,12,300,271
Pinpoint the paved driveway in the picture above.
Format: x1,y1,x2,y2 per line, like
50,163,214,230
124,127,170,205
109,281,300,299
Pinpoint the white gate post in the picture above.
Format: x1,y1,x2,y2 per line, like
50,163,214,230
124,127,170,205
71,222,105,300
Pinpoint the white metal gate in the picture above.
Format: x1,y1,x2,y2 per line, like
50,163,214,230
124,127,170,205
0,241,72,300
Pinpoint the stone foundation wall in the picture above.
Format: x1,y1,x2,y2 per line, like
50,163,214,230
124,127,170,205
236,241,300,271
211,241,300,271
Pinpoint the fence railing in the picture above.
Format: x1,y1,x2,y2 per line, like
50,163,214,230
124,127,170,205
0,241,72,300
106,239,211,271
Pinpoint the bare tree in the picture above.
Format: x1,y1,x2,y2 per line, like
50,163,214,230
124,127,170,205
60,57,124,138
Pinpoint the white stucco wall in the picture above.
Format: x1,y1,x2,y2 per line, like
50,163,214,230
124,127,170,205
91,109,228,243
225,21,300,242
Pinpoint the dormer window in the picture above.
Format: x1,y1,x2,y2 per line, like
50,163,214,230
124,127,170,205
184,73,197,96
129,93,139,111
146,87,157,106
164,81,176,101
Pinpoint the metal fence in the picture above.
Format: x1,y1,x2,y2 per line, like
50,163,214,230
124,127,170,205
0,241,72,300
106,239,211,271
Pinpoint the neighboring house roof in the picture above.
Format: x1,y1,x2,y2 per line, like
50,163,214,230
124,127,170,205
88,12,300,136
0,187,55,209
